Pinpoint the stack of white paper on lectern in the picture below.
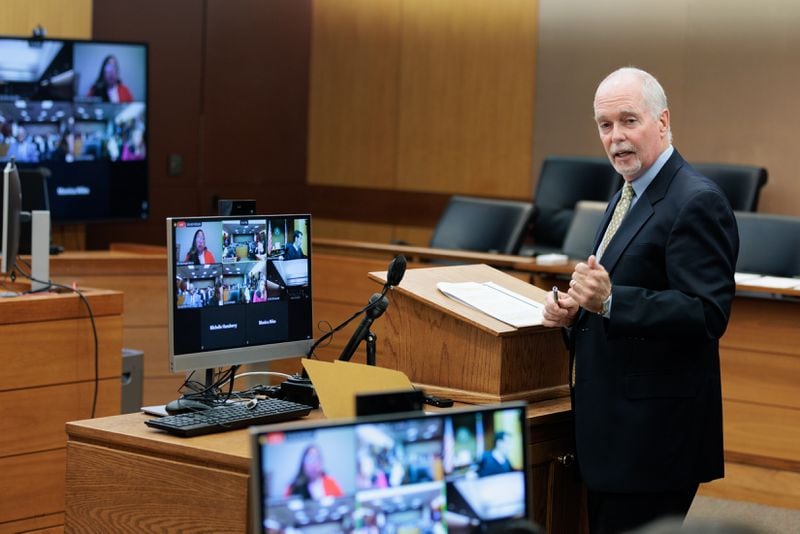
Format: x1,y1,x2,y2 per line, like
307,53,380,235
735,273,800,290
436,281,543,328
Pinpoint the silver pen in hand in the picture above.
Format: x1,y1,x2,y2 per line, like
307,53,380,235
552,286,562,308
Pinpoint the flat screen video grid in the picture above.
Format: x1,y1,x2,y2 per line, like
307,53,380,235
256,405,528,533
171,215,312,358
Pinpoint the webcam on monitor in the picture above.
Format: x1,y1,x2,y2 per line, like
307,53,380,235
218,199,256,216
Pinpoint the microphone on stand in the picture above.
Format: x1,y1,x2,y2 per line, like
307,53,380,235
338,293,389,363
304,254,407,360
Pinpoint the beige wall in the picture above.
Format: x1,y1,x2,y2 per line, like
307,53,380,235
534,0,800,216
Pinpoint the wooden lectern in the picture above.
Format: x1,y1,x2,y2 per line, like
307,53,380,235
368,264,569,404
0,284,123,532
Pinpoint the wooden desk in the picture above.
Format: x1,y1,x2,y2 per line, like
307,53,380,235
700,287,800,509
0,286,122,533
65,398,580,533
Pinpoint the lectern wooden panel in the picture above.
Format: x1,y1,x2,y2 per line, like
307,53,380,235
369,264,569,404
0,286,123,532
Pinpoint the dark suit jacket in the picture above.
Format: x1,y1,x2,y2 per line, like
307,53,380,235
569,150,738,493
285,244,305,260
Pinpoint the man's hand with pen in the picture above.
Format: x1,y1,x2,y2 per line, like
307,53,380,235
543,283,579,327
543,254,610,327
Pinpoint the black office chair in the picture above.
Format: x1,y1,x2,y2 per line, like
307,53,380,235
560,201,608,260
429,195,535,255
692,163,768,212
735,212,800,277
526,155,621,255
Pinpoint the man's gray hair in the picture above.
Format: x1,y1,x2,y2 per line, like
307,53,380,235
597,67,672,142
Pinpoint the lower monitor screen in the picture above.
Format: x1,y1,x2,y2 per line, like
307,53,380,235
168,214,313,371
251,402,530,533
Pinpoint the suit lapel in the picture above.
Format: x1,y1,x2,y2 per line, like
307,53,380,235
597,150,686,274
574,151,687,327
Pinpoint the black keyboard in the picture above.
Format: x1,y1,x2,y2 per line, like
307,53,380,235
145,398,313,437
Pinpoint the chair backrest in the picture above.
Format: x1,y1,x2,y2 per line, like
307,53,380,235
429,195,535,255
561,201,608,259
532,155,621,250
692,163,768,212
735,212,800,277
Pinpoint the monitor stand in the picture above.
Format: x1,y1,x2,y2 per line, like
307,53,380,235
30,210,50,291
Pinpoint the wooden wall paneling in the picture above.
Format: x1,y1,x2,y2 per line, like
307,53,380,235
4,316,122,390
0,380,121,457
0,450,67,528
314,218,397,243
125,326,170,376
720,348,800,409
0,0,91,39
393,225,435,248
397,0,538,197
202,0,311,213
311,217,434,247
0,287,122,530
50,252,180,406
309,186,450,230
308,0,402,189
88,0,206,249
721,297,799,355
312,254,390,302
723,399,800,467
55,274,167,328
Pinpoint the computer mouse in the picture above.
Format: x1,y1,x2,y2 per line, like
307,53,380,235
164,398,212,415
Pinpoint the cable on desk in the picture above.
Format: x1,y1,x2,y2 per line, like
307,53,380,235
14,259,100,419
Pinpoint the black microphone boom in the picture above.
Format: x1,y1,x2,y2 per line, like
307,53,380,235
339,293,389,363
306,254,404,360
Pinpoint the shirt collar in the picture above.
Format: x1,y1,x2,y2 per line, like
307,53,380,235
628,145,673,204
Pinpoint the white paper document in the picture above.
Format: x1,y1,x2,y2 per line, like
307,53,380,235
734,272,763,284
436,281,544,328
735,274,800,290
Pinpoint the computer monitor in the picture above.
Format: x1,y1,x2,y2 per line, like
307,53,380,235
2,159,23,275
251,401,530,533
0,35,148,223
167,214,313,374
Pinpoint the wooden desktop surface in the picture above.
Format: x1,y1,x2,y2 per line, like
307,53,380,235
65,397,574,533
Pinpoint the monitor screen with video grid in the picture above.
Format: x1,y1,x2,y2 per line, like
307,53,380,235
167,213,312,372
250,401,530,533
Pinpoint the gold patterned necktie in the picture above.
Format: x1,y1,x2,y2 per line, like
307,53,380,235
572,183,635,386
597,183,635,258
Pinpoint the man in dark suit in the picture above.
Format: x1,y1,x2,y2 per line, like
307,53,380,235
285,230,306,260
543,67,738,533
